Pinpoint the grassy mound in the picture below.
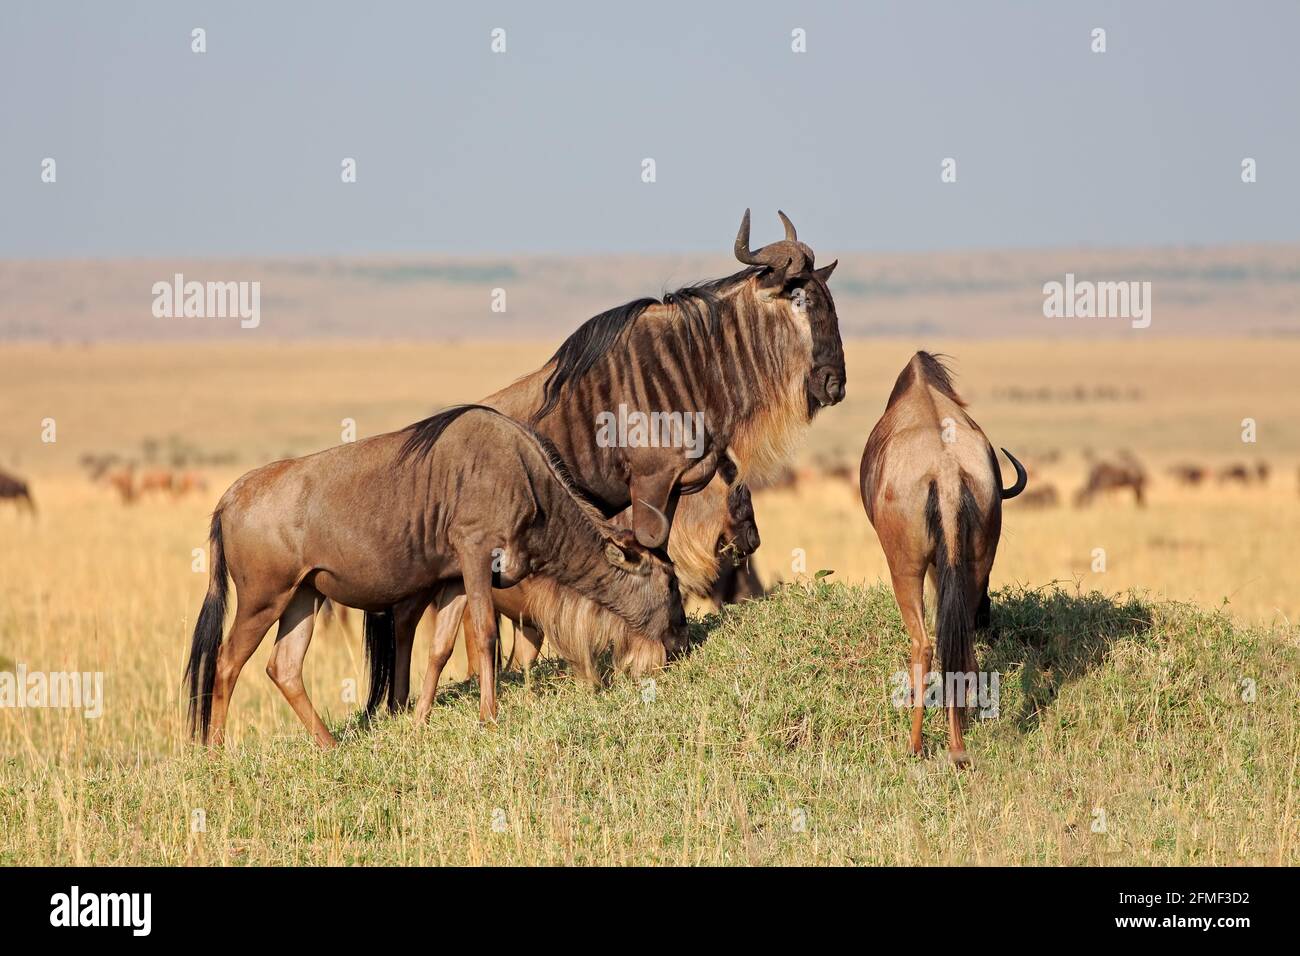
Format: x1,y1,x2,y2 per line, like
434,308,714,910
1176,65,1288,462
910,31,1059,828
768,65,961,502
3,581,1296,865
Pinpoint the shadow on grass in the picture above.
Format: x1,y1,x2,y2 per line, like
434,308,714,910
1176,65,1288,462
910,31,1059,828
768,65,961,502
982,584,1155,731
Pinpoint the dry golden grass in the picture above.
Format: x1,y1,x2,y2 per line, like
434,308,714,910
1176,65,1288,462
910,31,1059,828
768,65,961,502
1,338,1297,865
4,336,1297,621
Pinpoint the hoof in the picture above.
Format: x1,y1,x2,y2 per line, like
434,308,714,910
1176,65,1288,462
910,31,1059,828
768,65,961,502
948,749,971,769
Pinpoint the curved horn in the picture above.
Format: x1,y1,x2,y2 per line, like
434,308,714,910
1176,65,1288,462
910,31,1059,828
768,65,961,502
777,210,797,241
734,208,764,266
733,207,813,275
1000,448,1028,499
636,497,671,548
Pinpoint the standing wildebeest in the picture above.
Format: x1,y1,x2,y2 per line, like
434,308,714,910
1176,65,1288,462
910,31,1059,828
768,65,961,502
859,353,1026,765
1074,452,1146,507
378,210,846,709
184,405,688,748
0,469,36,514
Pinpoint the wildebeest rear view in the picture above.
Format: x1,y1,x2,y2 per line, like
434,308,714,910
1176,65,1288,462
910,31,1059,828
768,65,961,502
859,352,1026,765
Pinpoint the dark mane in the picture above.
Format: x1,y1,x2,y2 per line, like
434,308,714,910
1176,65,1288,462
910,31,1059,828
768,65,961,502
397,404,494,464
532,267,763,422
397,402,608,527
886,351,966,409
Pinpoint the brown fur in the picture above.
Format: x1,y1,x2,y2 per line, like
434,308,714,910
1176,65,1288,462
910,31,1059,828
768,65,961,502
457,462,760,686
184,406,687,748
387,213,841,705
0,469,35,513
1075,454,1146,507
859,352,1025,766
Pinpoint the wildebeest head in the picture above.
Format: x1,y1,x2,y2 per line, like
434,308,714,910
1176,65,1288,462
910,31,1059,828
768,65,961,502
602,527,689,659
734,209,846,414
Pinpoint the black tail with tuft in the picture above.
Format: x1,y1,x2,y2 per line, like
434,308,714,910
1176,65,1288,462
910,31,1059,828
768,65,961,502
184,511,228,742
925,479,980,715
364,610,396,714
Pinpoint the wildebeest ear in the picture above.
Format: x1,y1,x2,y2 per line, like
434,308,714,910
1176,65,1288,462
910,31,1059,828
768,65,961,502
604,540,650,575
812,260,837,283
756,262,791,293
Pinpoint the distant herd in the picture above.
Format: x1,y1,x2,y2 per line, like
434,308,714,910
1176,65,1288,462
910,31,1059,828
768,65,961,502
0,211,1292,765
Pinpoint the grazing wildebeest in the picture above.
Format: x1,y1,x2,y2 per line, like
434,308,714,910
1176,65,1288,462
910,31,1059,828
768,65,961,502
1074,453,1146,507
859,353,1026,765
1167,463,1207,487
378,210,845,708
0,469,35,514
1217,462,1253,485
1016,484,1060,508
184,405,688,748
406,453,762,696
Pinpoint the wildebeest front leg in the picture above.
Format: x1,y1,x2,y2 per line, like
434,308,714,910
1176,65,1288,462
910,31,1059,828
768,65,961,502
458,553,501,725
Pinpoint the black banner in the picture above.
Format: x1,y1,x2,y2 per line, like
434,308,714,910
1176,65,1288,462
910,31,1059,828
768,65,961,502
0,866,1281,942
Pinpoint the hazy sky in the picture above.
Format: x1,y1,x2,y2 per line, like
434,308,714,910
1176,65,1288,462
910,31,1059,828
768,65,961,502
2,0,1297,257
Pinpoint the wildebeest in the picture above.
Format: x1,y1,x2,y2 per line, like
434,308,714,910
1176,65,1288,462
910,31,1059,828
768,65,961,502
1167,463,1207,487
1074,452,1146,507
184,405,688,748
859,353,1026,765
0,469,35,513
493,208,844,548
1217,461,1269,486
388,454,762,700
1016,484,1060,508
375,210,844,708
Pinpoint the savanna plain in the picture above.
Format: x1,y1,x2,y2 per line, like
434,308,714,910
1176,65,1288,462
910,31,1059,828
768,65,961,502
1,338,1297,864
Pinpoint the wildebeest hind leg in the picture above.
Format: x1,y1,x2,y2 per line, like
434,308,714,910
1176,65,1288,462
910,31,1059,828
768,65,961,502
890,569,931,757
209,596,285,748
266,586,336,748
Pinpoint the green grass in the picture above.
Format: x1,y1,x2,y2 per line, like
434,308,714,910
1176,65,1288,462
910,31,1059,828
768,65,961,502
2,581,1296,865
